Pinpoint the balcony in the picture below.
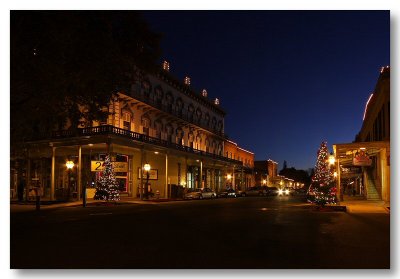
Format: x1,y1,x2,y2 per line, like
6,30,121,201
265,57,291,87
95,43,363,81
126,89,227,139
52,125,241,165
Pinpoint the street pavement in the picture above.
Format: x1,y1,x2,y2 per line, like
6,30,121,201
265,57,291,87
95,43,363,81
10,195,390,268
10,194,391,214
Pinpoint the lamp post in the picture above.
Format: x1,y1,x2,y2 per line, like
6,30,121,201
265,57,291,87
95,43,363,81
66,160,75,200
226,174,232,189
144,163,151,199
328,153,339,203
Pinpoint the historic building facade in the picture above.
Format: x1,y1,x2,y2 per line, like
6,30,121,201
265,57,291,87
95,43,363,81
11,62,255,200
223,140,254,190
333,66,390,203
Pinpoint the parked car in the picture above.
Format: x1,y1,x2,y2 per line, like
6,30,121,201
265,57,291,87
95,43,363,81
217,188,237,198
200,188,217,199
236,189,246,197
184,188,216,200
278,187,291,196
242,186,268,197
267,186,279,196
183,188,202,200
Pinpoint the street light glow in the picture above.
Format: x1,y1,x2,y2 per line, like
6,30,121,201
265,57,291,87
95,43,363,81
66,160,74,169
328,154,336,165
144,163,151,172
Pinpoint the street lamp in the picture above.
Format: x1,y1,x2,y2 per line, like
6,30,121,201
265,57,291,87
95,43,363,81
328,153,336,166
143,163,151,199
66,160,75,169
262,179,267,185
66,160,75,200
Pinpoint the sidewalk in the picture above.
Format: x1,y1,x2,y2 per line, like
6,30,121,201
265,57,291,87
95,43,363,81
337,195,390,214
10,196,178,212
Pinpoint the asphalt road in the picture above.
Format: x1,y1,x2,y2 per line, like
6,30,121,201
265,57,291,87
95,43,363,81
10,195,390,268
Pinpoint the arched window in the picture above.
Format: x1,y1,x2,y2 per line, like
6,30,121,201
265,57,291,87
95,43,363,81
205,138,210,153
165,124,173,142
165,92,174,113
195,108,202,124
217,120,223,132
205,113,210,127
141,79,152,98
122,110,133,130
154,120,163,139
141,116,151,136
195,134,202,150
154,86,164,105
188,104,195,122
176,98,184,116
211,117,217,130
176,127,184,145
188,131,194,148
217,143,222,156
212,140,217,154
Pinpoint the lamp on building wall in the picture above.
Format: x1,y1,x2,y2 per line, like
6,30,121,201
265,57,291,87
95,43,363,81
328,153,336,166
143,163,151,199
262,179,267,185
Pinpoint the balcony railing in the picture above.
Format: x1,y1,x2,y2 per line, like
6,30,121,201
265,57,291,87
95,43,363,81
127,89,227,138
52,125,242,165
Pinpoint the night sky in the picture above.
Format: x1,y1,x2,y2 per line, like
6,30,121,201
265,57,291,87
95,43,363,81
142,11,390,171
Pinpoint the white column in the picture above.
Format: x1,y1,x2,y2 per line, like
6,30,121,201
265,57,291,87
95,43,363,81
51,147,56,201
165,153,168,198
232,166,235,190
77,146,82,200
380,148,388,202
337,158,342,202
140,148,144,200
200,160,203,188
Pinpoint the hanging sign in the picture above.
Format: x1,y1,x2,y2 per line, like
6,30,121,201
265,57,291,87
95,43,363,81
91,161,128,172
353,150,372,166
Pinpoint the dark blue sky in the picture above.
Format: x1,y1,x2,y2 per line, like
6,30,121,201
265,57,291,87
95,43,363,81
142,11,390,171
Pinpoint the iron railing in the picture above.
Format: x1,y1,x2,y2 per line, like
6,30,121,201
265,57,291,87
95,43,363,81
52,125,242,165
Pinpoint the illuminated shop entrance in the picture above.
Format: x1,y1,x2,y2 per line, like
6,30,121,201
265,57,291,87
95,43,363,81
333,141,390,202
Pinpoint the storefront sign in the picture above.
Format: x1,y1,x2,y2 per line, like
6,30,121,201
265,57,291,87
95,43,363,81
353,151,372,166
91,161,128,172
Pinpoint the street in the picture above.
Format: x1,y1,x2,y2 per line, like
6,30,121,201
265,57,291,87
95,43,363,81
10,196,390,268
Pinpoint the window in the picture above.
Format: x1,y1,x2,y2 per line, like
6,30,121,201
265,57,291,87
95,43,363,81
142,117,150,136
122,111,132,130
188,104,195,122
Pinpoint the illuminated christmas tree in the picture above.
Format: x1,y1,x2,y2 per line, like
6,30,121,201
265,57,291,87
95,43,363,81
310,141,336,205
94,154,120,202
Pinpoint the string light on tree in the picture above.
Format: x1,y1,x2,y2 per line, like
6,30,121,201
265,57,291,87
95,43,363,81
310,141,337,206
94,154,120,202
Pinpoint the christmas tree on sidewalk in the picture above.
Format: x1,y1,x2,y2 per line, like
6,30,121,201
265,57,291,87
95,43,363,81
94,154,120,202
310,141,336,206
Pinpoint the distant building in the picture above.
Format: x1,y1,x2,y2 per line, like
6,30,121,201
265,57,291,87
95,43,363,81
254,159,278,186
333,66,390,203
224,140,254,190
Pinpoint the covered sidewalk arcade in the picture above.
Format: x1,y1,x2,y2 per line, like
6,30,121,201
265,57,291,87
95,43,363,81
333,141,390,203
